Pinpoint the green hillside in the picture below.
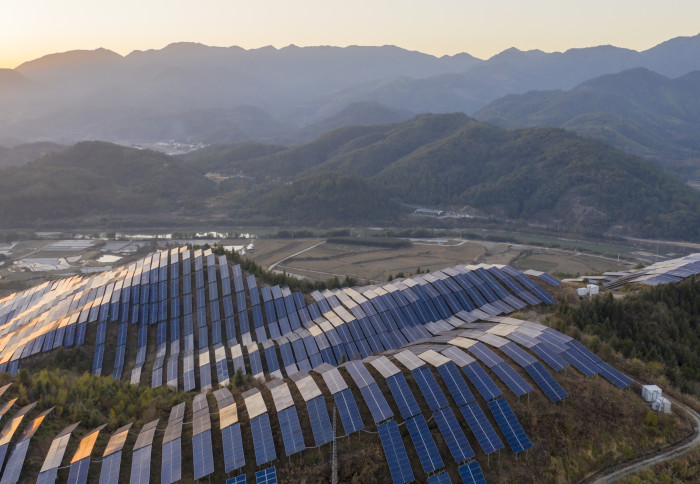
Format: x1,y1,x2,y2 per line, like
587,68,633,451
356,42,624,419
476,68,700,178
2,114,699,241
0,141,213,228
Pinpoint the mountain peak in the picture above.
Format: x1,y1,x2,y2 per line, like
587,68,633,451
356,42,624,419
15,48,122,76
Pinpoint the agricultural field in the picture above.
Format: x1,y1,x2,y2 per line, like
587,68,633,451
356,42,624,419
247,237,635,284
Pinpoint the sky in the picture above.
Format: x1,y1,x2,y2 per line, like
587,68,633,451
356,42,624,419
1,0,699,68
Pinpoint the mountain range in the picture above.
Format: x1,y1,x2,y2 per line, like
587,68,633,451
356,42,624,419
2,34,700,148
2,113,698,241
476,67,700,179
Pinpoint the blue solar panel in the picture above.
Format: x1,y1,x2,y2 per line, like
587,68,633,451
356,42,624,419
561,349,598,376
433,407,475,463
487,398,532,454
468,342,503,368
596,361,633,389
525,362,568,402
129,446,152,484
36,468,58,484
491,362,533,397
307,396,333,447
92,344,104,375
161,439,181,484
221,422,245,472
428,471,452,484
98,450,122,484
531,343,569,371
566,339,602,363
334,388,364,435
412,366,449,411
1,439,30,484
500,342,537,367
437,363,475,408
278,406,306,456
193,430,214,479
227,475,247,484
458,460,487,484
386,373,421,419
378,420,414,484
359,383,393,424
405,414,444,474
459,401,504,455
251,414,276,466
255,466,278,484
462,362,502,401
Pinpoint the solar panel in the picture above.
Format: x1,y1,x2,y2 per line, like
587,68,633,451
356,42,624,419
161,439,181,484
129,446,152,484
0,408,52,484
306,396,333,446
222,422,246,472
386,373,421,419
458,460,487,484
460,401,504,455
227,474,247,484
405,414,444,474
255,466,278,484
491,362,533,397
487,398,532,454
462,362,502,401
377,420,414,484
561,349,598,376
427,471,452,484
530,343,569,371
250,414,276,466
596,361,633,389
437,362,475,408
319,366,349,394
98,451,122,484
433,407,475,463
412,366,449,411
524,362,568,402
499,341,537,367
359,382,393,424
192,430,215,479
334,388,364,435
277,406,306,456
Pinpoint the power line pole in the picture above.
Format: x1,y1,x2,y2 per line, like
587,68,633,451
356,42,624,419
332,406,338,484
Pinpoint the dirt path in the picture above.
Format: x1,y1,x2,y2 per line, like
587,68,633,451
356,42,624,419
267,241,326,272
582,390,700,483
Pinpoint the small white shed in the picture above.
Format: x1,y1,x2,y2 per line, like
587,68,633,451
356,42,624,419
587,284,599,295
652,396,672,414
577,287,589,297
642,385,662,403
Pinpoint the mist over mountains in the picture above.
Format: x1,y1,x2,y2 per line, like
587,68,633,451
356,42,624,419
2,34,700,147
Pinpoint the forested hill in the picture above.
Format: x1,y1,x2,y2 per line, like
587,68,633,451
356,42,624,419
183,113,700,240
1,114,699,240
476,68,700,179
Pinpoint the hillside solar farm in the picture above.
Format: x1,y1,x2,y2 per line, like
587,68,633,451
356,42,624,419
0,246,660,483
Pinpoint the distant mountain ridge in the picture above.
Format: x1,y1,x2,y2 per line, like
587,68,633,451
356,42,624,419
2,34,700,146
476,67,700,178
1,114,698,239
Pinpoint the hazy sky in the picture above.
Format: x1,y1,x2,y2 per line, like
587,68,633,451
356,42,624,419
2,0,699,68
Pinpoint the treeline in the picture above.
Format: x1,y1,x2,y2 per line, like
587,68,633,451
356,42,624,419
551,277,700,395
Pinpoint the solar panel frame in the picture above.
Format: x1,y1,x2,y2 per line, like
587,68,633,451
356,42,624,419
412,366,449,411
462,362,502,401
221,422,246,472
306,396,333,447
436,362,476,408
385,373,421,419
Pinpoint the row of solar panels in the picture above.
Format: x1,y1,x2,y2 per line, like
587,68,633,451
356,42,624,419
0,239,560,377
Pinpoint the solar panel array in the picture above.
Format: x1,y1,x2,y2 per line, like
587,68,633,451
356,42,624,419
66,424,105,484
0,246,643,482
